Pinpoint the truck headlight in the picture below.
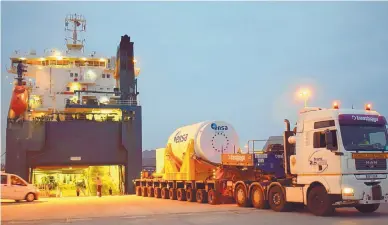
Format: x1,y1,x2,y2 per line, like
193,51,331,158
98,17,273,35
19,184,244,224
343,187,354,196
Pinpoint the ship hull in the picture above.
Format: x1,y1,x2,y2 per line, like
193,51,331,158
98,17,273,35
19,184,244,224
5,107,142,195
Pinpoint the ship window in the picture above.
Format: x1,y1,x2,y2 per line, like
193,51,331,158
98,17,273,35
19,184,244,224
102,74,106,78
100,88,104,90
70,73,74,77
107,74,110,78
74,73,78,77
107,88,110,90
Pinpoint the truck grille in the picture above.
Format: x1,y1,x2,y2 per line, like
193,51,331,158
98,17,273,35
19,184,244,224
355,159,387,170
372,185,382,200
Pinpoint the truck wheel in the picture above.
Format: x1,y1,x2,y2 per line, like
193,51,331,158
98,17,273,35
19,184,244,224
355,204,380,213
235,184,249,207
154,187,161,198
147,187,154,197
186,188,196,202
177,188,186,201
25,193,35,202
169,188,177,200
251,185,268,209
208,189,219,205
307,185,334,216
268,185,291,212
161,187,169,199
196,189,208,203
135,186,142,196
141,187,148,197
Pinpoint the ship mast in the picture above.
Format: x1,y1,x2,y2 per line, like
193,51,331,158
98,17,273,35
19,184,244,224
65,13,86,52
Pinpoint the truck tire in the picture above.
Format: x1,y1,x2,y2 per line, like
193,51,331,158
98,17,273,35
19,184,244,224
251,185,268,209
196,189,208,203
161,187,169,199
177,188,186,201
208,189,219,205
154,187,161,198
268,185,291,212
141,186,148,197
147,187,154,197
355,204,380,213
136,186,142,196
235,184,249,207
186,188,196,202
307,185,334,216
169,188,177,200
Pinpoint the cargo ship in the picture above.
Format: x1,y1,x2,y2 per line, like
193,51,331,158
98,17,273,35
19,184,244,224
5,14,142,197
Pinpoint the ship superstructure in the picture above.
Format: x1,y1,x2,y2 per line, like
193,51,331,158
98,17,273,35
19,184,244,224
5,14,142,196
7,13,140,122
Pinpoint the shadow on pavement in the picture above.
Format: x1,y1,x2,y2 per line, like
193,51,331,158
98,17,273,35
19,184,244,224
273,204,388,218
332,210,388,218
1,200,48,205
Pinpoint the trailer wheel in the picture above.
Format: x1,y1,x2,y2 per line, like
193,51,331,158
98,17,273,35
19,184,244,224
355,204,380,213
251,185,268,209
154,187,161,198
141,186,148,197
169,188,177,200
235,184,249,207
176,188,186,201
196,189,208,203
307,185,334,216
208,189,219,205
268,185,291,212
161,187,169,199
135,186,142,196
186,188,196,202
147,187,154,197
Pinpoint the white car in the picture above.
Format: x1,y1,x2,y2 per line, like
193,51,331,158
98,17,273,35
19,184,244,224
1,172,40,202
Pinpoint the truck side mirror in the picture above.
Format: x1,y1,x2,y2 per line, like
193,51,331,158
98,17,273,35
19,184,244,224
325,129,337,151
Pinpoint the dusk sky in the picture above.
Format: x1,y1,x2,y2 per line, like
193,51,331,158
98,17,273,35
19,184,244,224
1,1,388,156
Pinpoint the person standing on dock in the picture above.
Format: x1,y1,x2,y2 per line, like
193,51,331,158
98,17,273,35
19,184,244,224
96,176,102,197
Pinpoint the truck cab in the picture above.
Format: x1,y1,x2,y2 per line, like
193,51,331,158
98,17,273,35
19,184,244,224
287,103,388,215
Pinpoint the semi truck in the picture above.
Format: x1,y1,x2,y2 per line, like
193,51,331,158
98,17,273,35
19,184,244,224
134,103,388,216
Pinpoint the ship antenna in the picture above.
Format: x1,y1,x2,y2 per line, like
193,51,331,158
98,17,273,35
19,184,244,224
64,13,86,52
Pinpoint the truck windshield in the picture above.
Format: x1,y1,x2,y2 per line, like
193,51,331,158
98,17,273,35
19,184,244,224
340,125,387,151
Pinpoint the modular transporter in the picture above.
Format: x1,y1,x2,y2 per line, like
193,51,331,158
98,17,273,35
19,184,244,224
135,104,388,216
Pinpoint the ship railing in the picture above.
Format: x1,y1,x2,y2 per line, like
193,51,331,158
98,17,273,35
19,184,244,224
110,99,139,106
